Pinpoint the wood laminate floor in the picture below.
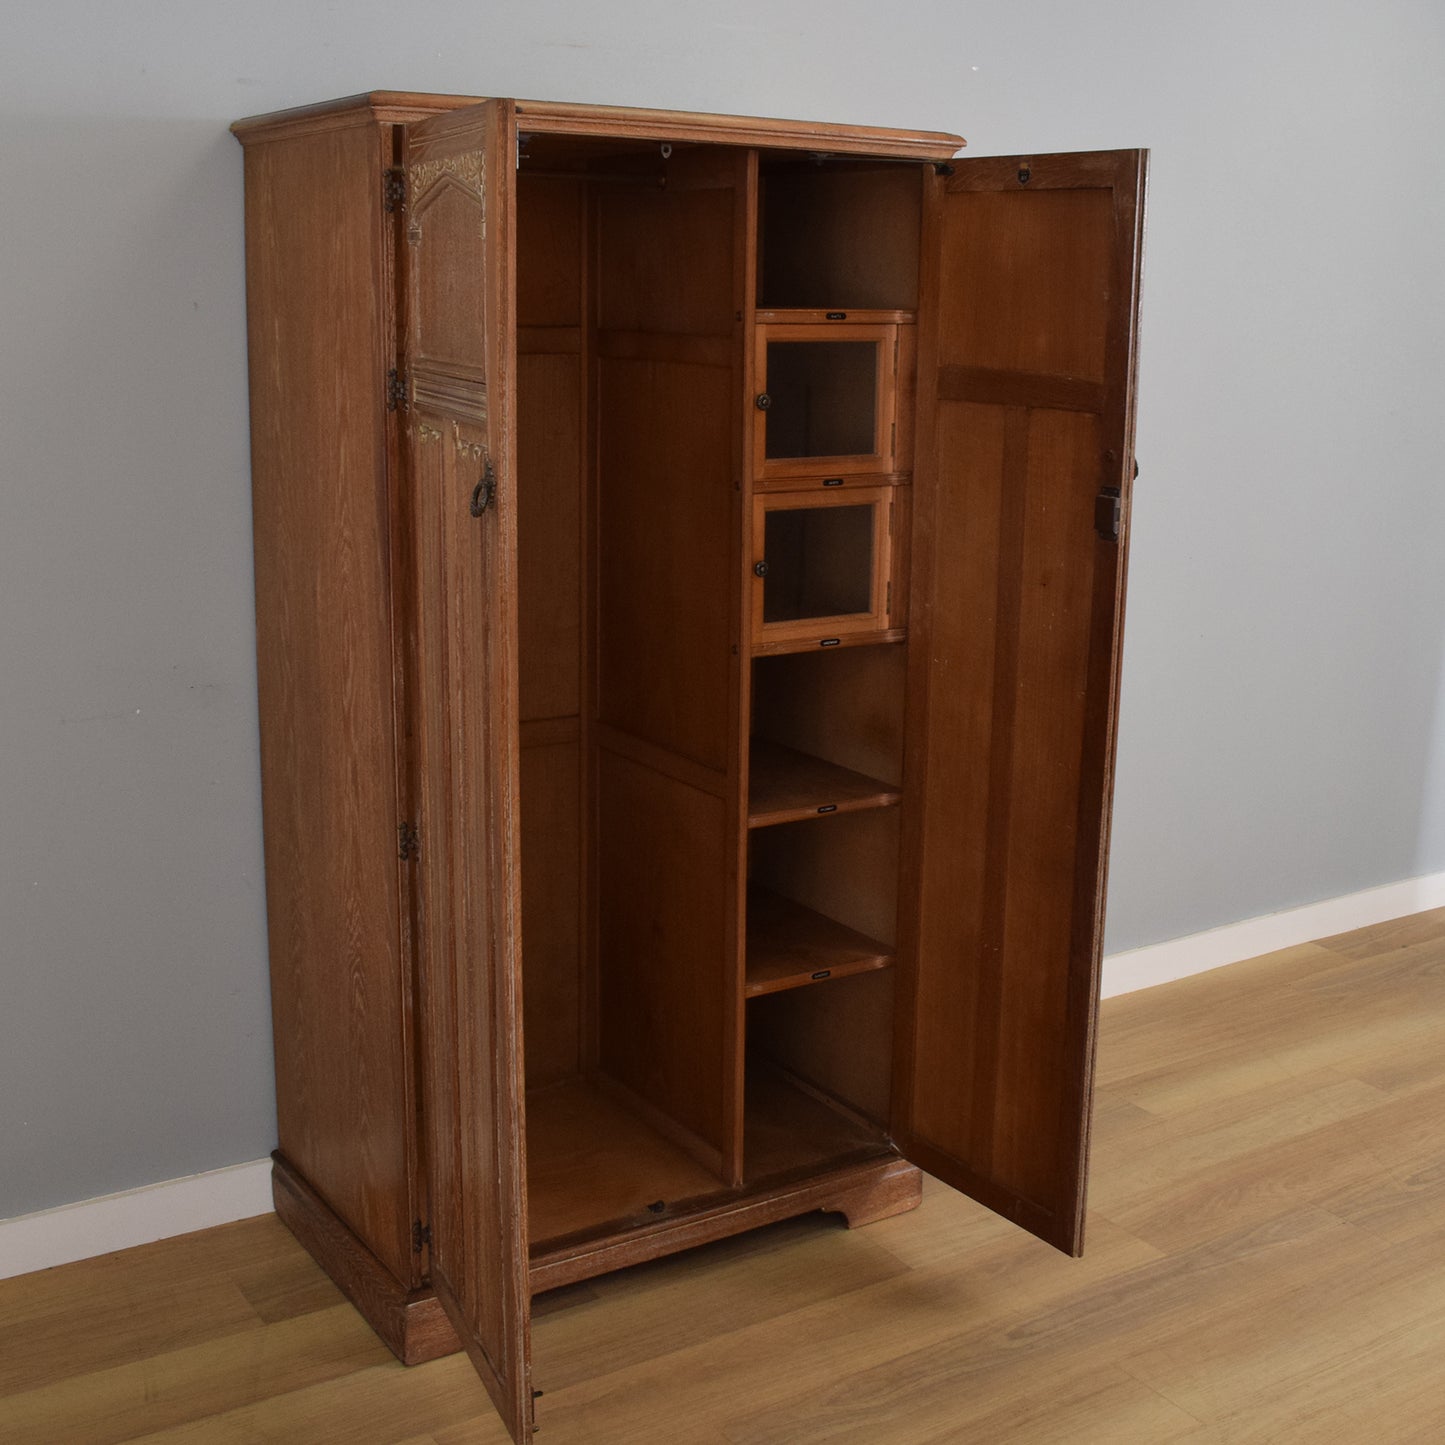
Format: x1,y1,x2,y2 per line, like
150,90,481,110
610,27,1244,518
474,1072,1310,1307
4,908,1445,1442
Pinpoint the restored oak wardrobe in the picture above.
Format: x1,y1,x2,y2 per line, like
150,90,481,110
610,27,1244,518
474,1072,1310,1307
231,92,1145,1442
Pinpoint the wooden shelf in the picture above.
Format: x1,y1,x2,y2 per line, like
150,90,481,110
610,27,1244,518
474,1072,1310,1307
745,884,893,997
748,738,900,829
755,307,917,325
752,627,906,658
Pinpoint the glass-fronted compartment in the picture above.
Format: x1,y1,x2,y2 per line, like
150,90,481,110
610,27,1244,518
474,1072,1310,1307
754,319,899,480
764,340,878,461
751,487,897,646
762,502,874,624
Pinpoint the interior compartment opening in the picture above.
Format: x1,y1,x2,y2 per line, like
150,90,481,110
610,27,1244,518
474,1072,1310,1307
515,157,744,1249
758,161,924,311
751,644,907,793
514,149,913,1255
747,969,897,1147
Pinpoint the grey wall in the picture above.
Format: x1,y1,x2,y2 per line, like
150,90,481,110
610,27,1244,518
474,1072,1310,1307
2,1,1443,1218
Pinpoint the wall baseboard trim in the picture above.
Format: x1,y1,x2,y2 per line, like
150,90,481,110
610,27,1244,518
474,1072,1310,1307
4,872,1443,1280
1101,869,1445,999
0,1158,273,1281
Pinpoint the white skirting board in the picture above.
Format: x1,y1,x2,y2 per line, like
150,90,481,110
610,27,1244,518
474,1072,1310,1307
1101,868,1445,998
0,1158,273,1281
4,868,1444,1281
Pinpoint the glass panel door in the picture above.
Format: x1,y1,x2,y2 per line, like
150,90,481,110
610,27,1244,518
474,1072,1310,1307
751,488,895,647
755,323,897,479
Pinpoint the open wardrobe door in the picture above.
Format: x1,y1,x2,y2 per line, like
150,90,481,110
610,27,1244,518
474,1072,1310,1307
402,100,535,1438
896,149,1147,1255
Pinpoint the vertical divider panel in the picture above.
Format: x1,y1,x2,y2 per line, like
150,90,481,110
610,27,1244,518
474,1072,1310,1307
515,174,588,1092
731,148,761,1185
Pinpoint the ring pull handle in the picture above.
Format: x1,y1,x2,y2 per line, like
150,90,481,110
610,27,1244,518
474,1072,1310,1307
470,459,496,517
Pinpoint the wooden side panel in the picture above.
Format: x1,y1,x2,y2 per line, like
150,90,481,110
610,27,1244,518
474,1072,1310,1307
898,150,1146,1255
516,176,584,726
594,173,738,772
403,101,533,1440
751,809,900,950
595,355,734,770
519,738,581,1088
594,175,742,335
241,122,415,1285
516,352,582,722
596,751,730,1164
515,174,587,1092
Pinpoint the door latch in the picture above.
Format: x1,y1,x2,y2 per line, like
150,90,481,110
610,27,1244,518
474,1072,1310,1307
470,459,496,517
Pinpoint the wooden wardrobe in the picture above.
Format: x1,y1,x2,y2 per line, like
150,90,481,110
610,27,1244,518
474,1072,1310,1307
231,92,1146,1443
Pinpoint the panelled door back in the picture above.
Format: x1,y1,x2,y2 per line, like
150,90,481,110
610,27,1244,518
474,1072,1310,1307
897,150,1146,1254
402,98,534,1438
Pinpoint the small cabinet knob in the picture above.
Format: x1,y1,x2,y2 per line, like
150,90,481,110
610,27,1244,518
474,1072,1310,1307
754,393,771,411
754,561,769,578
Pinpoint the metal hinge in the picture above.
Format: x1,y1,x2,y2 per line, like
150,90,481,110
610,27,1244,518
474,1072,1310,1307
383,168,406,212
398,821,420,862
1095,486,1122,542
387,369,408,412
412,1219,431,1253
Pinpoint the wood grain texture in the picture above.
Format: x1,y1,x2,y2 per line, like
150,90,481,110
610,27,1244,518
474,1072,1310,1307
524,1079,728,1248
742,1062,893,1181
529,1155,918,1296
593,176,738,774
241,117,417,1286
751,627,906,658
11,909,1445,1442
750,807,901,952
593,348,733,766
515,348,582,722
595,747,730,1161
744,883,893,996
402,100,534,1440
234,93,966,160
747,737,900,828
518,741,581,1088
749,968,897,1127
515,173,587,1093
271,1154,458,1366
